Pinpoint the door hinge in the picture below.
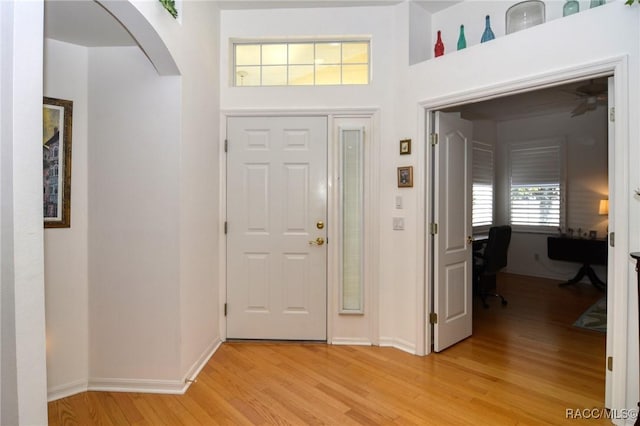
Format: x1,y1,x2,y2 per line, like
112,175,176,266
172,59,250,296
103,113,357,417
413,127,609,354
224,303,227,317
429,312,438,324
224,221,228,234
609,107,615,122
430,223,438,235
224,139,228,153
609,232,614,247
430,133,439,146
607,356,613,371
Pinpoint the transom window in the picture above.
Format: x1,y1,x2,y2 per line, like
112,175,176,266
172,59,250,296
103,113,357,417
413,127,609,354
233,40,370,87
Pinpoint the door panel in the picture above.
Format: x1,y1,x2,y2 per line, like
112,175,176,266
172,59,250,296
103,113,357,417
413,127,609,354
227,116,327,340
433,111,473,352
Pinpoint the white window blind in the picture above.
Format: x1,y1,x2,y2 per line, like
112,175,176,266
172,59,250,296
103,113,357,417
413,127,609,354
472,141,494,230
340,127,364,313
509,139,565,230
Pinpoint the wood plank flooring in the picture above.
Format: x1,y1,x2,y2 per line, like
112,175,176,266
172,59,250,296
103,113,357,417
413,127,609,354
48,273,608,425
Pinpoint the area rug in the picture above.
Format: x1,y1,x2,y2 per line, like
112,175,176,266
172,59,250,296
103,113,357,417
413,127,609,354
573,297,607,333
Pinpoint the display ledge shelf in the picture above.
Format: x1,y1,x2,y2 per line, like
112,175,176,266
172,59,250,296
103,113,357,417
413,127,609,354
422,0,613,63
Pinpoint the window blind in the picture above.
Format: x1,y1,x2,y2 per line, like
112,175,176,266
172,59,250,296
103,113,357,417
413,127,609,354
509,140,564,229
340,127,364,313
472,141,494,229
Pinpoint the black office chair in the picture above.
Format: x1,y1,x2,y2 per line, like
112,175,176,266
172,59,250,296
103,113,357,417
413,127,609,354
474,225,512,308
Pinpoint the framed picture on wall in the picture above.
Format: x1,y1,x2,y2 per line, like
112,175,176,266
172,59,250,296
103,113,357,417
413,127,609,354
397,166,413,188
400,139,411,155
43,96,73,228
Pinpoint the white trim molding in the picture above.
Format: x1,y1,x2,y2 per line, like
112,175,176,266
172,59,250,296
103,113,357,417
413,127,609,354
379,337,417,355
47,380,89,402
331,337,372,346
66,338,224,398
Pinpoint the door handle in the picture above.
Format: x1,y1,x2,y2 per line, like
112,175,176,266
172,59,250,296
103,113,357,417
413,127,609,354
467,236,473,245
309,237,325,246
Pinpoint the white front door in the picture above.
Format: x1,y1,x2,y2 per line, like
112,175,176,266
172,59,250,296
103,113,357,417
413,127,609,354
226,116,327,340
433,111,473,352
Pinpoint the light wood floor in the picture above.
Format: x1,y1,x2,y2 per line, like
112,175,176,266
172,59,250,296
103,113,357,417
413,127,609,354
48,273,608,425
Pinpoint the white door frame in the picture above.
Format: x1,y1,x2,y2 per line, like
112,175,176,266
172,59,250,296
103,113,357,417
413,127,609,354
417,56,630,412
218,108,380,345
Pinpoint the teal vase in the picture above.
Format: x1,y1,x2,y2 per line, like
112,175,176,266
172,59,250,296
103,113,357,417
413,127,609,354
563,0,579,16
480,15,495,43
590,0,605,7
457,25,467,50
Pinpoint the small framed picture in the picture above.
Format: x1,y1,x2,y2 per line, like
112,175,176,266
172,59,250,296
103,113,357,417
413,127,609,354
397,166,413,188
589,230,598,239
43,96,73,228
400,139,411,155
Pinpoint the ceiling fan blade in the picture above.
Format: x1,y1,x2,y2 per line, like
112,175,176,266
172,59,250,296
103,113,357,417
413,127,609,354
571,101,589,117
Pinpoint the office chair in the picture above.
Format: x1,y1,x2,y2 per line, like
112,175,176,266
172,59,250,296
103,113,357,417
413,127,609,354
474,225,512,308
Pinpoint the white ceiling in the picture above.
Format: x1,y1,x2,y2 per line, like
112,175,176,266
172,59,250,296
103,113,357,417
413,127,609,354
445,77,609,121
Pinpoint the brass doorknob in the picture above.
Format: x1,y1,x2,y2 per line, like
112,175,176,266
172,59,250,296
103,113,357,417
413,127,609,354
309,237,325,246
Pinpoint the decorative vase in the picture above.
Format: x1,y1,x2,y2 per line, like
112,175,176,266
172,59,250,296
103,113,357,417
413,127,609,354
590,0,606,7
434,30,445,57
457,25,467,50
481,15,495,43
505,0,545,34
563,0,579,16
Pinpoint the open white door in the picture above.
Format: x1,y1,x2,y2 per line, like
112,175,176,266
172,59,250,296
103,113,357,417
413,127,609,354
432,111,473,352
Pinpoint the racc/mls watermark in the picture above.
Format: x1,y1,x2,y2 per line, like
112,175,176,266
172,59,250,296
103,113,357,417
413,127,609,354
566,408,638,420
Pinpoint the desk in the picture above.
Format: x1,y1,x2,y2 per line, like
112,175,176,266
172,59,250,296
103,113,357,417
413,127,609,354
547,236,607,290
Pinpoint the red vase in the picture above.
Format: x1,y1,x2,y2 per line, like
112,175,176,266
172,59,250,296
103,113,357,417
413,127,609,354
434,30,445,57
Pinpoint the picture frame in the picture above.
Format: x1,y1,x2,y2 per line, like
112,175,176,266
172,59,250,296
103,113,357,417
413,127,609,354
400,139,411,155
43,96,73,228
397,166,413,188
589,230,598,240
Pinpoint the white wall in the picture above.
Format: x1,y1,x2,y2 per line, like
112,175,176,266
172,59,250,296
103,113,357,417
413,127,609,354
84,1,221,391
174,0,221,379
219,5,403,348
0,1,48,423
495,107,609,281
129,0,223,382
406,0,639,415
43,38,89,400
38,0,221,397
88,46,182,383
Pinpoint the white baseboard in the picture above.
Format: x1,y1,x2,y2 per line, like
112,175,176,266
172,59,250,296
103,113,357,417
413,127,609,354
50,338,223,399
379,337,416,355
330,337,372,346
182,337,222,387
48,379,89,402
87,377,188,394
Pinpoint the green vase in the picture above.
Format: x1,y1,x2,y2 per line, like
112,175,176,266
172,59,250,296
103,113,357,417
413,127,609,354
457,25,467,50
563,0,579,16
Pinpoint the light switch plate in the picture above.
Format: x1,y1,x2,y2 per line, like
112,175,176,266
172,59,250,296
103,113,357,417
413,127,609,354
395,195,403,209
